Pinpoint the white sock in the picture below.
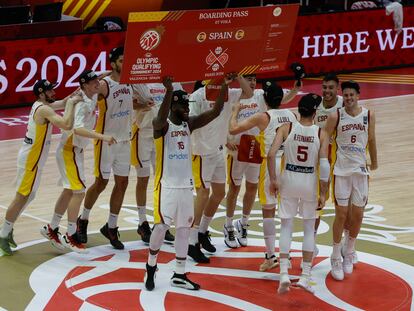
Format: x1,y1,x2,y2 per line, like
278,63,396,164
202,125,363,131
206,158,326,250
199,215,212,233
344,229,350,240
332,242,342,259
0,220,13,238
189,226,199,246
225,217,233,227
108,213,118,228
81,208,91,220
302,261,312,276
241,214,249,226
50,213,63,230
346,237,356,255
263,218,276,258
137,205,147,225
280,257,290,274
175,258,186,274
148,253,158,266
67,222,77,236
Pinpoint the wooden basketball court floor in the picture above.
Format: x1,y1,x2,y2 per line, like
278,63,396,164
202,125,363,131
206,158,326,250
0,68,413,310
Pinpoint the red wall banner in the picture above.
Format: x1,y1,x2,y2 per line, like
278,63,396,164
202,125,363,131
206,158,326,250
1,6,413,108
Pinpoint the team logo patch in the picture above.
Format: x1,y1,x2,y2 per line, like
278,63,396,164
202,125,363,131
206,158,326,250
140,28,163,51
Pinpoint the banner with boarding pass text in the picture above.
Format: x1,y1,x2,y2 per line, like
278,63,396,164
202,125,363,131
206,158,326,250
120,5,299,84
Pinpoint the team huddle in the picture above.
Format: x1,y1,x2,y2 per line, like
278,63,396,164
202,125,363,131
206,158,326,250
0,46,378,295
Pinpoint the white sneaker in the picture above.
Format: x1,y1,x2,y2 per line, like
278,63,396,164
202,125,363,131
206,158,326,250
235,219,248,247
295,274,315,294
259,254,279,272
223,225,238,248
330,257,344,281
278,273,291,294
40,224,65,251
60,233,88,254
343,254,354,274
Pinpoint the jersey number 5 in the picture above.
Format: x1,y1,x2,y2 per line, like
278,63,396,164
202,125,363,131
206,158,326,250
297,145,308,162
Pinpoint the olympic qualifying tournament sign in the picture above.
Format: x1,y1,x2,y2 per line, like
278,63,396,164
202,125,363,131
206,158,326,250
120,5,299,84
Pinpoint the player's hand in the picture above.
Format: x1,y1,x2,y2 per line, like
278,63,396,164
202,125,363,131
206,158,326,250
369,161,378,171
103,135,117,145
135,98,155,112
67,95,82,106
225,142,238,151
317,196,326,210
162,76,174,91
269,179,278,196
224,72,237,85
293,79,302,91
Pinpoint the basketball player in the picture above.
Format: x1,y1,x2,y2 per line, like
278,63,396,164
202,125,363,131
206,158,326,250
228,81,297,271
76,46,134,250
144,74,235,291
313,73,343,257
268,94,330,294
225,76,301,249
324,81,377,281
0,80,80,256
41,70,116,253
188,76,252,263
132,82,184,244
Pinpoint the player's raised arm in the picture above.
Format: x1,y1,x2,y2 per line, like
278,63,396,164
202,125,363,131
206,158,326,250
188,73,235,132
152,76,173,136
38,95,81,130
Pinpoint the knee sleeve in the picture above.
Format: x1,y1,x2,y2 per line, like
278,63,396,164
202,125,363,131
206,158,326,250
303,219,316,252
279,218,293,255
149,223,169,251
175,227,190,259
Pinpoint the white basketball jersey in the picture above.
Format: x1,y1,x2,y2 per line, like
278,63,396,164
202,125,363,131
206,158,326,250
132,83,183,137
334,107,370,176
154,120,193,188
17,101,52,170
189,87,242,155
232,89,267,144
96,76,133,142
280,123,321,200
263,108,297,156
61,90,97,149
315,95,343,128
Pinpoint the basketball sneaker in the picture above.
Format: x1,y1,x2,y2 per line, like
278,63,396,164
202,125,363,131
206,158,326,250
259,254,279,272
188,243,210,263
100,223,124,250
330,256,344,280
76,216,88,244
60,233,87,253
40,224,64,250
235,219,248,247
170,273,200,290
164,230,175,243
295,274,315,294
343,254,354,274
137,221,151,244
278,273,291,294
0,236,12,256
198,231,216,253
8,229,17,248
144,263,157,291
223,224,238,248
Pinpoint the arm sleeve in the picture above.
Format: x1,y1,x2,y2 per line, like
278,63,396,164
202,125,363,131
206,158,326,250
319,158,330,182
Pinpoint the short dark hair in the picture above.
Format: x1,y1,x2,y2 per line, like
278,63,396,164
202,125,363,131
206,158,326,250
109,46,124,63
298,93,322,117
341,80,360,94
323,73,339,84
262,80,284,109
